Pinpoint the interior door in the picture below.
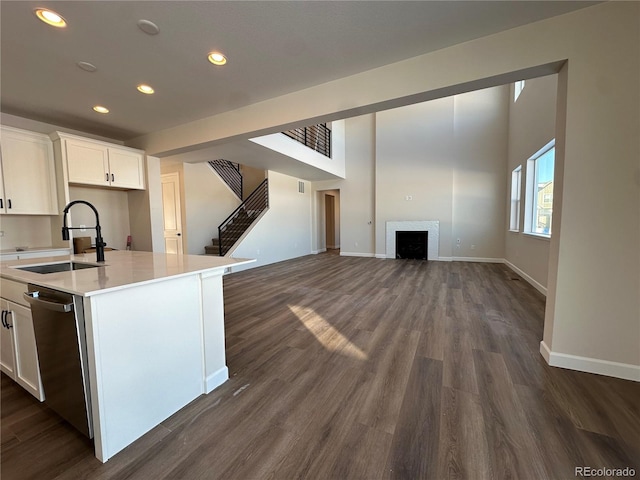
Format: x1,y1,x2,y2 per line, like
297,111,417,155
325,194,335,249
161,172,184,255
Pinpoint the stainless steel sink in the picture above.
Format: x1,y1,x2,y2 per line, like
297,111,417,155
14,262,101,274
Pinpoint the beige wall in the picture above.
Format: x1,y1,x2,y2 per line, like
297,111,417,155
240,164,266,199
232,170,312,271
0,216,53,250
312,114,376,256
67,186,131,251
376,86,509,260
505,75,558,291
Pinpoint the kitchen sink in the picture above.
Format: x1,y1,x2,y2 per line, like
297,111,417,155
14,262,101,274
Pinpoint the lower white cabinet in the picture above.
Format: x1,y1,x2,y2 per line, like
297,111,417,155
0,283,44,401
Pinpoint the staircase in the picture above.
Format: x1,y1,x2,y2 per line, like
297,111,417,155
205,178,269,256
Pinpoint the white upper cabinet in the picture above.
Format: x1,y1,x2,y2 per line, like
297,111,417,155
57,133,145,190
0,126,58,215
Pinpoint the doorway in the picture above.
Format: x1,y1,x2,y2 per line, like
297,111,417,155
321,190,340,252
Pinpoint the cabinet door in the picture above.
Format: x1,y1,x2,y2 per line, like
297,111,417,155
0,299,16,379
66,139,110,187
108,148,145,189
9,301,44,400
0,128,58,214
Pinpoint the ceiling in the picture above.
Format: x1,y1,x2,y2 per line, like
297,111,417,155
1,1,599,142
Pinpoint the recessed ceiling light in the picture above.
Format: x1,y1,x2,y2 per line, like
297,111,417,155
93,105,109,114
137,19,159,35
137,84,155,94
207,52,227,66
77,61,97,72
34,8,67,28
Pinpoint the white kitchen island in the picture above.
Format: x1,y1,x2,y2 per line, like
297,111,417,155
0,250,254,462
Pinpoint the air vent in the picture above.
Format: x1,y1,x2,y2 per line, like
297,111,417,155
298,181,305,194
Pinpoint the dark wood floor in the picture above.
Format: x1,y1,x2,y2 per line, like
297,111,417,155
2,254,639,479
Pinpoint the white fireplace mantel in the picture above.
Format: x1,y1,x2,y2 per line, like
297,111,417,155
386,221,439,260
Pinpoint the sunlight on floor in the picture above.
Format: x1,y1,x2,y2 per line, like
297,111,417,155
288,305,368,360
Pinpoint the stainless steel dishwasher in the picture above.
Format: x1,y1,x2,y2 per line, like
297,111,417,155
24,285,93,438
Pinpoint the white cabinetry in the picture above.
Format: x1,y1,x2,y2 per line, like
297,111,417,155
0,126,58,215
0,280,44,401
56,133,145,190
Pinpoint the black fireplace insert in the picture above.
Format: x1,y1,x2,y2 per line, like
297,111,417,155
396,231,428,260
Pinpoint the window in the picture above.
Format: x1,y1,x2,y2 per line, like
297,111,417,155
525,141,555,237
514,80,525,101
509,166,522,231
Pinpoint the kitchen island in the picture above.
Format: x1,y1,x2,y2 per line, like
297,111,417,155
0,250,254,462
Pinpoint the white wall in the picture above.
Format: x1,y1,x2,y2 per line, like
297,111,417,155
505,75,558,291
232,170,312,271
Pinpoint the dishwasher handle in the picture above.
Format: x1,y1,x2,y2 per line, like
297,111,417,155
23,292,74,313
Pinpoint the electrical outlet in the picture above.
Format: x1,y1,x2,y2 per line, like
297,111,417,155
456,238,461,244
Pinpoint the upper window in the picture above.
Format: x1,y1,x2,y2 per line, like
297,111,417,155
525,141,555,237
514,80,525,102
509,166,522,231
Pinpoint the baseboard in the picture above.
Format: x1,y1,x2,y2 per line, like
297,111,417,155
375,253,387,259
540,341,640,382
504,259,547,296
312,249,327,254
340,252,375,258
451,256,504,263
204,366,229,394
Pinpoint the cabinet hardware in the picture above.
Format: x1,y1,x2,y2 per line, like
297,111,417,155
7,199,11,209
5,311,12,328
111,173,114,182
106,173,109,181
1,310,6,328
0,199,3,209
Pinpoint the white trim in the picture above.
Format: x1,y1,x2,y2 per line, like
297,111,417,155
205,366,229,393
523,232,551,242
375,253,387,259
540,341,640,382
438,257,453,262
451,257,503,263
504,259,547,296
341,252,375,258
312,249,327,254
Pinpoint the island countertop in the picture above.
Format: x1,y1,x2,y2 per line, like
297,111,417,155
0,250,254,296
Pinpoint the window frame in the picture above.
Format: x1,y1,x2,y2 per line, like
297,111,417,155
509,165,522,232
524,140,555,238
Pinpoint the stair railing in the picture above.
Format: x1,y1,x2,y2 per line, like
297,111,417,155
208,159,243,199
218,178,269,256
283,124,331,158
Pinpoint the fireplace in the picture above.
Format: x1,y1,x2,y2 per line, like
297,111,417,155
385,220,439,260
396,231,428,260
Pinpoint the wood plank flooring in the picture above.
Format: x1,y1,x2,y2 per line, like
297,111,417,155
2,254,639,479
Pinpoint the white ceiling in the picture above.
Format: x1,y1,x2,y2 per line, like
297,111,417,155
1,1,598,142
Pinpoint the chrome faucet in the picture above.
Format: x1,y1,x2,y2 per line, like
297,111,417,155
62,200,106,262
